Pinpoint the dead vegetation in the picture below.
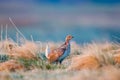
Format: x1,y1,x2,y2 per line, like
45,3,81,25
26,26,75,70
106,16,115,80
0,60,24,72
1,21,120,79
67,42,120,71
0,39,120,80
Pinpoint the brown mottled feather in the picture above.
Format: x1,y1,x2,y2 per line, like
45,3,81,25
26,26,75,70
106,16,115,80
48,42,68,63
47,35,73,63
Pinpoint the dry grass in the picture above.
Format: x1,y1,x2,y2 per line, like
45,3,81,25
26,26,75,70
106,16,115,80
67,41,120,71
114,53,120,64
1,18,120,80
0,39,120,80
1,40,38,59
67,54,100,70
0,60,24,72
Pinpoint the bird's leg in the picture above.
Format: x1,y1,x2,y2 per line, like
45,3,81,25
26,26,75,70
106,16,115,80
57,62,61,67
59,60,62,64
55,60,61,66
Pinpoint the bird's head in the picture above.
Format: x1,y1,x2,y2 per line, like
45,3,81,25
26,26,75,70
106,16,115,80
65,35,74,41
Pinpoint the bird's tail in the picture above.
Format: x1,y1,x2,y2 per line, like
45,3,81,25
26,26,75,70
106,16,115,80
45,43,50,59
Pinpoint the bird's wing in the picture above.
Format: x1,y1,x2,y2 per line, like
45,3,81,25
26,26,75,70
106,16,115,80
48,43,67,63
58,44,70,61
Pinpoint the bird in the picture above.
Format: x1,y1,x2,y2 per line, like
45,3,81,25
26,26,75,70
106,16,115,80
45,35,73,64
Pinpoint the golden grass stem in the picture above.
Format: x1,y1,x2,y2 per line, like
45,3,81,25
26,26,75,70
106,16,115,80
30,35,34,43
16,32,19,45
0,24,3,41
9,17,26,41
5,24,8,41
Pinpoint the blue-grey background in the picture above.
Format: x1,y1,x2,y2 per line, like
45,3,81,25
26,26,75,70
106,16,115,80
0,0,120,43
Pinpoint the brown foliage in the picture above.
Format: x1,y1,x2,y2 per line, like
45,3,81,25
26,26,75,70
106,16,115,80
8,41,38,59
0,60,24,71
114,54,120,64
67,55,100,70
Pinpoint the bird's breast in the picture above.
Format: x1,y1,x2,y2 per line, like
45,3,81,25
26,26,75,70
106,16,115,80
47,49,64,63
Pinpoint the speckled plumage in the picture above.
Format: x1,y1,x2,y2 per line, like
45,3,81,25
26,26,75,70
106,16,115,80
45,35,73,64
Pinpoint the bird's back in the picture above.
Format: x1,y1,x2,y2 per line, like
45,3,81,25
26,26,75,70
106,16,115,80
47,42,67,63
46,35,73,63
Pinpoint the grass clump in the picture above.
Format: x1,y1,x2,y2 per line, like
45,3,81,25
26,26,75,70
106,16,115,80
0,54,10,63
17,57,65,71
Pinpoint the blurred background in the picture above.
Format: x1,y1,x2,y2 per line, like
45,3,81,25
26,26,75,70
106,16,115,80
0,0,120,43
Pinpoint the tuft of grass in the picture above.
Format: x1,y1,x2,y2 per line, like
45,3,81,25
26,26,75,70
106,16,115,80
17,57,65,71
0,60,24,71
0,54,10,63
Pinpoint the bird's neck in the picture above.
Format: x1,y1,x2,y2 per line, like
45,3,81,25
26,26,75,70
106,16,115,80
65,40,71,52
65,40,70,45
